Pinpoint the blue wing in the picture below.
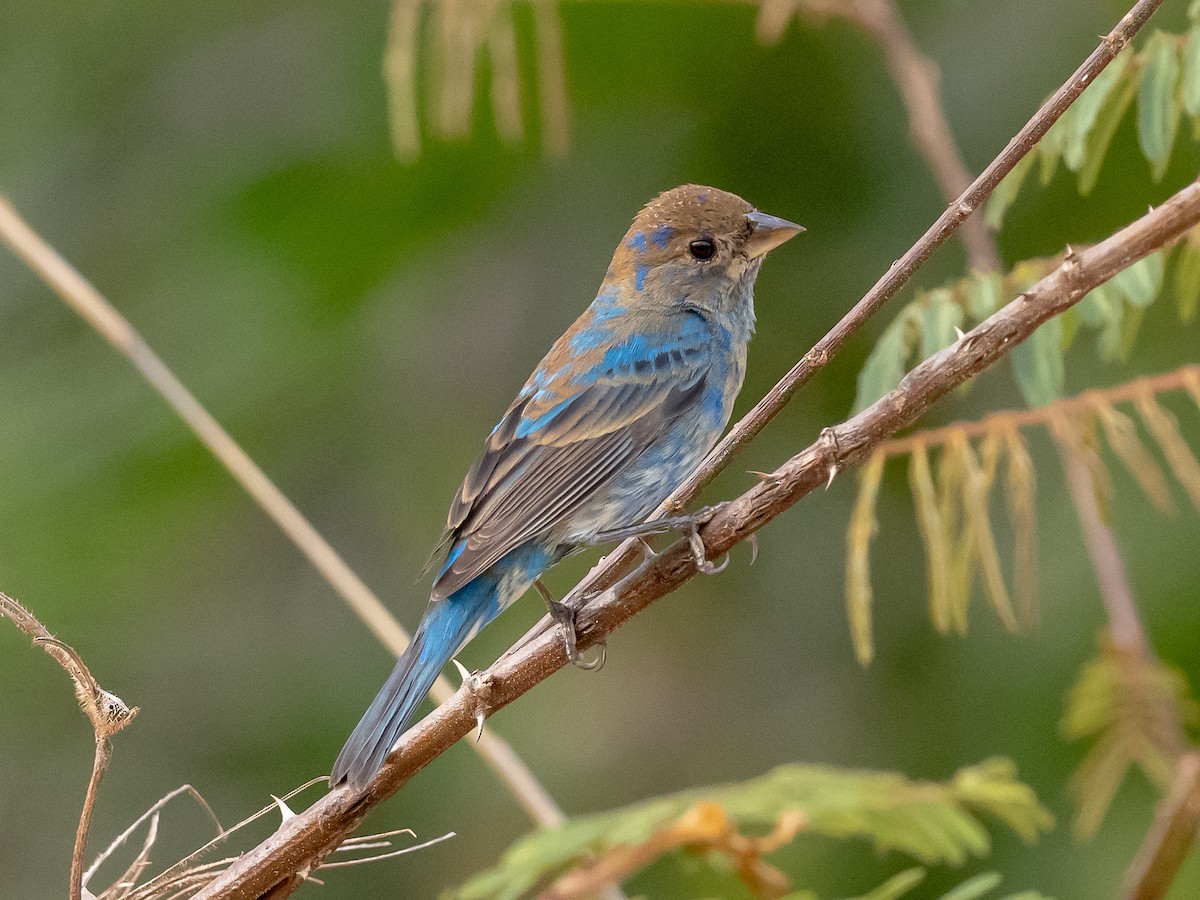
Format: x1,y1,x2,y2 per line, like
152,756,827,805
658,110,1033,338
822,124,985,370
431,314,713,600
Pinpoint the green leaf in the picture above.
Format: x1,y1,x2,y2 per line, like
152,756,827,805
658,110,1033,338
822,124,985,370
454,759,1053,900
1191,0,1200,23
1079,281,1124,361
939,872,1003,900
1110,250,1164,307
921,289,964,360
1118,304,1145,360
967,270,1003,321
854,315,912,413
1011,316,1064,408
986,152,1036,229
1059,307,1081,352
1065,54,1130,171
841,868,928,900
1079,280,1123,327
1037,116,1069,184
1078,64,1138,195
1184,29,1200,115
1138,31,1182,180
1174,240,1200,322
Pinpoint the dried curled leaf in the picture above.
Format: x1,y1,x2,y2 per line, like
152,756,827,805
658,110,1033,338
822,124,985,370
958,432,1019,634
383,0,567,160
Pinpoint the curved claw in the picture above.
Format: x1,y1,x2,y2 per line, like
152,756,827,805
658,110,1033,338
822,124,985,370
573,640,607,671
687,528,728,575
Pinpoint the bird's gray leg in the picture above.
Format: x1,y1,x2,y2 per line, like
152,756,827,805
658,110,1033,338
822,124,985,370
535,579,606,671
583,504,731,575
582,503,728,546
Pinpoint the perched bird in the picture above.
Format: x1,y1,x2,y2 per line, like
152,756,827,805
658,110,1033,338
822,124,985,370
332,184,802,791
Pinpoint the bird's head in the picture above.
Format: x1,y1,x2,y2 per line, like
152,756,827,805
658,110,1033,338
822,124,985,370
605,184,803,317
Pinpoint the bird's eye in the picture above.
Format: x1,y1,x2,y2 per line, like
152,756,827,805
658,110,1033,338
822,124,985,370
688,238,716,261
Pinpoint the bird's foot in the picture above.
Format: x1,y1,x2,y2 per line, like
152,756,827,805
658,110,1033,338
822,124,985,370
686,523,729,575
535,580,606,671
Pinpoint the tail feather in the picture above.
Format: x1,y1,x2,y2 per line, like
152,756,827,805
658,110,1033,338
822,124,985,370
331,595,488,792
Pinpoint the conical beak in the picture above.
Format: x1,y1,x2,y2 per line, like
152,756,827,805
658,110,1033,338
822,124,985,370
744,210,805,259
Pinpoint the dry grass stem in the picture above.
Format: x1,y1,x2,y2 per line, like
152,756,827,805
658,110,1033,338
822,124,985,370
0,194,565,828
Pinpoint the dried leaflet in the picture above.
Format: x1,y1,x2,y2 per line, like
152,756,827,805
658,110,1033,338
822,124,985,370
909,441,953,634
1001,422,1039,629
846,450,887,665
1135,387,1200,510
937,434,970,635
958,432,1019,633
1089,395,1176,513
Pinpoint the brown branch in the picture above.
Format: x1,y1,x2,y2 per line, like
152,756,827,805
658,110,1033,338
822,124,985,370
1122,751,1200,900
191,181,1200,900
0,592,138,900
800,0,1001,272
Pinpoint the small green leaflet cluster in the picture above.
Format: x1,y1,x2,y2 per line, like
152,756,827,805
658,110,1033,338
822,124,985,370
853,260,1054,414
988,17,1200,224
853,232,1200,415
452,758,1053,900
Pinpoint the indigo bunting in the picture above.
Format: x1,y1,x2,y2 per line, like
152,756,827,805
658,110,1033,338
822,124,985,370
332,185,802,791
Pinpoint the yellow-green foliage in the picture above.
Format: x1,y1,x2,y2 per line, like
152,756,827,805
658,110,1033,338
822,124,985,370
988,14,1200,219
452,758,1053,900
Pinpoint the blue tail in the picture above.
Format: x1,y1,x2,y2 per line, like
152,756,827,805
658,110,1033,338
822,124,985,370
331,585,499,792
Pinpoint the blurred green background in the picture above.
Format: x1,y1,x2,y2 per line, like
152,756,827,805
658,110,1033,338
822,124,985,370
2,0,1199,896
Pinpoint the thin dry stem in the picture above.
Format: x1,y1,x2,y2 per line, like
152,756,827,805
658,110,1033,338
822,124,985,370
1052,422,1150,657
1123,751,1200,900
0,196,564,829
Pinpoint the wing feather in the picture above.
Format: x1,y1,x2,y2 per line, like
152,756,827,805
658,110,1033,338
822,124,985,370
431,328,712,599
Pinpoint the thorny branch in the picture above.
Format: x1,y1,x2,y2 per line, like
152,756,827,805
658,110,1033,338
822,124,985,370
191,183,1200,900
0,591,138,900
